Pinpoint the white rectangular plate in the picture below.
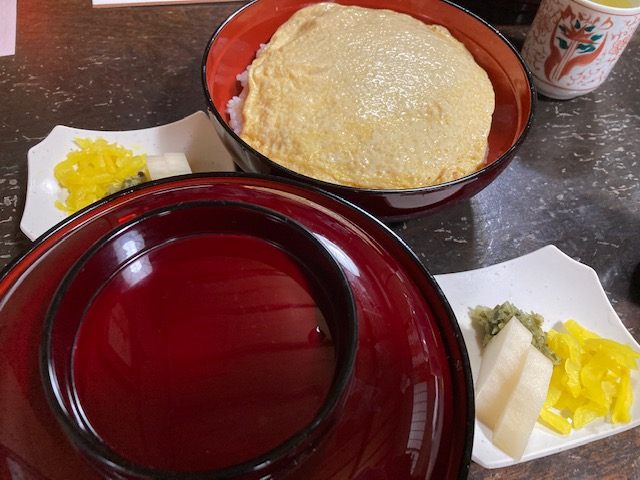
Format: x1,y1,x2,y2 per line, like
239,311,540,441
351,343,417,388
434,245,640,468
20,111,235,241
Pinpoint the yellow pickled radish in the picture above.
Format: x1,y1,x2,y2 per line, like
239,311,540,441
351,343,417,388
542,319,639,434
612,370,632,424
54,138,148,214
539,408,571,435
564,319,599,343
548,330,580,360
564,356,582,398
585,339,640,369
544,368,563,407
580,360,610,408
555,390,583,414
573,402,607,429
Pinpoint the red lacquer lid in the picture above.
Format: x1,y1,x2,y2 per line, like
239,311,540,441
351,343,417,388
0,174,473,479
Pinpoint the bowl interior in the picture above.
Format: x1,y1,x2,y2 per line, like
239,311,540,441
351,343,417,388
42,200,356,477
204,0,533,175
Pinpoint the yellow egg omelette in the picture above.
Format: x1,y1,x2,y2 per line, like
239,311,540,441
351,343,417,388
237,2,495,189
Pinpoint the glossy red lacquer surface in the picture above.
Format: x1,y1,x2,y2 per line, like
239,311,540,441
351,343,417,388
44,202,356,479
75,235,335,471
202,0,535,221
93,235,330,454
0,175,472,480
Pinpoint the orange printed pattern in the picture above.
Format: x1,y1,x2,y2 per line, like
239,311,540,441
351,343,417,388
543,6,613,82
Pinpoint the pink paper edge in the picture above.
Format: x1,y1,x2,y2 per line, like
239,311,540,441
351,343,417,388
0,0,17,57
92,0,234,7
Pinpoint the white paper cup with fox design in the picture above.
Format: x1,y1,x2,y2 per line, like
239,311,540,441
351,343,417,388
522,0,640,99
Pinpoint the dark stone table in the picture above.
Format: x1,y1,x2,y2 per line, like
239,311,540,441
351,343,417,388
0,1,638,478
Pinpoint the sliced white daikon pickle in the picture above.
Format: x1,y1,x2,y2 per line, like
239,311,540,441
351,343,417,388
147,152,191,180
492,345,553,459
476,317,532,429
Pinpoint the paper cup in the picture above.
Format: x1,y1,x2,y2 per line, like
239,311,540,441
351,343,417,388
522,0,640,99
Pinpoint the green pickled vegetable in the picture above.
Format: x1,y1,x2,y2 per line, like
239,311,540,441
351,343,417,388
470,301,560,365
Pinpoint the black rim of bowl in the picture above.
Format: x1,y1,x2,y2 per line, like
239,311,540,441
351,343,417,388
40,199,358,480
201,0,537,197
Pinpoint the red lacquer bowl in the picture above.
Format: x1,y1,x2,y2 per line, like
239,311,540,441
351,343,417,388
41,201,358,479
202,0,535,221
0,174,472,479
